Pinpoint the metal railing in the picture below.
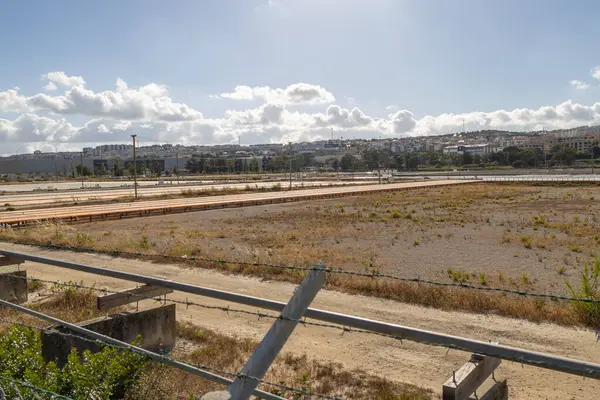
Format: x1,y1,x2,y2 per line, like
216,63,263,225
1,249,600,399
451,175,600,182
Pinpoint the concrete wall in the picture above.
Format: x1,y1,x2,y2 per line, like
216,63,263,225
0,269,27,304
41,304,176,368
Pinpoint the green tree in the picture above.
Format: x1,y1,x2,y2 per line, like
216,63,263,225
331,158,340,171
340,154,358,172
75,165,92,176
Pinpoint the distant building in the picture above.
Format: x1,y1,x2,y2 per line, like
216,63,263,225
443,144,492,156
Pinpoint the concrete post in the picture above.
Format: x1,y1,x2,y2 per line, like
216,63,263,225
228,265,326,399
0,270,27,304
201,392,230,400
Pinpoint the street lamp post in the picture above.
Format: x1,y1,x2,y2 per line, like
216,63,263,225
288,142,293,190
131,135,138,200
176,152,180,184
80,152,84,189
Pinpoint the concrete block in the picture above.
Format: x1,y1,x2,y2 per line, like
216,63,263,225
0,255,24,267
0,269,27,304
201,392,230,400
41,304,176,368
97,284,173,311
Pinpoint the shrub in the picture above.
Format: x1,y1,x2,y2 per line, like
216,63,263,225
0,326,147,399
447,268,471,283
565,257,600,328
521,236,532,249
75,232,94,247
479,273,488,286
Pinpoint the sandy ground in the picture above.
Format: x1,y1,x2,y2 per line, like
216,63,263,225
1,242,598,400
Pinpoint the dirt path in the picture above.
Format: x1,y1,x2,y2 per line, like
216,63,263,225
1,242,598,399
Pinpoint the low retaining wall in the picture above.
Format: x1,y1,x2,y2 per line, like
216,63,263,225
0,269,27,304
41,304,176,367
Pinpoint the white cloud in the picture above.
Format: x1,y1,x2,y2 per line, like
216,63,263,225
44,81,58,91
1,77,203,122
5,72,600,149
389,110,417,134
570,80,590,90
220,83,335,105
592,67,600,80
42,71,86,87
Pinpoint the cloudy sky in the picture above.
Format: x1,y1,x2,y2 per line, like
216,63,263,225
2,0,600,155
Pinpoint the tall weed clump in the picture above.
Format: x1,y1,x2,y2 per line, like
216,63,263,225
565,257,600,328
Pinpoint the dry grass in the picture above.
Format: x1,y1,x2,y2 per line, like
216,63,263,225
125,322,433,400
3,183,600,329
0,284,111,333
0,289,432,399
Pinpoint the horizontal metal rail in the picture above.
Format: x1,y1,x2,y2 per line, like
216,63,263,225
2,249,600,380
0,298,285,400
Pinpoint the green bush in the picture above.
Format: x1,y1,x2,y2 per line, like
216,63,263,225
565,257,600,328
0,326,147,399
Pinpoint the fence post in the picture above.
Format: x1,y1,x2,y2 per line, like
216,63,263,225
443,353,502,400
203,265,326,400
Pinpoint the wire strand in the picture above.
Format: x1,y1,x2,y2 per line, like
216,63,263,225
3,240,599,304
0,316,342,400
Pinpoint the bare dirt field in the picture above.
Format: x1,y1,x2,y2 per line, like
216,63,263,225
2,183,600,398
3,183,600,328
13,183,598,294
1,243,598,400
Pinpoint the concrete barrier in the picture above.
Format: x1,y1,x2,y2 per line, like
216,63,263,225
0,269,27,304
41,304,176,367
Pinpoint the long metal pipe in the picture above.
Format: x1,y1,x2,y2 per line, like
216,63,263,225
0,298,285,400
2,249,599,379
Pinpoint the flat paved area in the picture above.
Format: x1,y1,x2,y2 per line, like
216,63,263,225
0,180,475,226
1,243,598,399
0,180,372,206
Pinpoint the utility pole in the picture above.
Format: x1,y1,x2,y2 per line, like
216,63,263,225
131,134,138,200
176,152,180,184
80,152,84,189
591,141,596,175
378,149,382,184
288,142,293,190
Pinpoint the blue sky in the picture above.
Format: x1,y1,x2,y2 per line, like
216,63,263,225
1,0,600,154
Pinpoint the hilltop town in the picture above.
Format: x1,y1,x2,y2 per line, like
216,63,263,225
1,124,599,179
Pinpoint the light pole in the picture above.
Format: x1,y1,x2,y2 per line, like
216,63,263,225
131,135,138,200
176,151,180,184
288,142,293,190
80,152,84,189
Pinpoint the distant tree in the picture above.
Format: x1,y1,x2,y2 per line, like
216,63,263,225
340,154,358,172
393,155,404,170
75,165,92,176
331,158,340,171
249,156,260,173
461,152,473,165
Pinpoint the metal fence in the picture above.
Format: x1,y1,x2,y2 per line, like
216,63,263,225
1,248,600,400
443,175,600,182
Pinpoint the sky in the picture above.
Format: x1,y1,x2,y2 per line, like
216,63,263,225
2,0,600,155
